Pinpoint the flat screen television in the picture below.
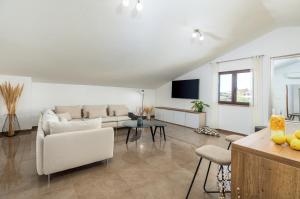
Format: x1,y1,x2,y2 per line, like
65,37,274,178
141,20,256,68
171,79,199,99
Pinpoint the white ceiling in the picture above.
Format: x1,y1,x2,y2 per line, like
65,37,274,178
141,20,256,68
0,0,299,88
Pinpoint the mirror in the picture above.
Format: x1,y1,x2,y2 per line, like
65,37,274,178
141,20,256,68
271,55,300,121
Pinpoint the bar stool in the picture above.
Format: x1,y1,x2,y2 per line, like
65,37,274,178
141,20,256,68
186,145,231,198
225,134,244,149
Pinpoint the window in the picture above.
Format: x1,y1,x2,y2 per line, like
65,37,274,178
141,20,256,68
218,69,252,105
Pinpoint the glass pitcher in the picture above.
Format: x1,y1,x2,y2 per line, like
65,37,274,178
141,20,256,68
270,114,286,138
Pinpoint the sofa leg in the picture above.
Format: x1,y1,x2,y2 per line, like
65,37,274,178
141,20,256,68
48,174,51,186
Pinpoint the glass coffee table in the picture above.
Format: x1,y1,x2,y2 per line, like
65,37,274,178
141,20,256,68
123,120,154,144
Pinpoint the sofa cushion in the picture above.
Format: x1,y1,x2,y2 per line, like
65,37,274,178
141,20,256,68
102,116,118,123
115,108,129,116
102,122,118,128
55,105,82,119
42,109,59,135
57,112,72,122
108,105,129,116
83,105,107,118
49,118,102,134
117,116,131,121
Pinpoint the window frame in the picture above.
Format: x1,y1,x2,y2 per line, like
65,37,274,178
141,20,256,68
218,69,251,106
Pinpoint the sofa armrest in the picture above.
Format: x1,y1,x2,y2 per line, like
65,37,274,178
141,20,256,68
43,127,114,175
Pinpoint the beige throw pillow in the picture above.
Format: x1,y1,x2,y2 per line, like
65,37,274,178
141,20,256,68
88,109,107,118
115,108,128,116
55,105,82,119
49,118,102,134
83,105,107,118
108,105,129,116
57,112,72,121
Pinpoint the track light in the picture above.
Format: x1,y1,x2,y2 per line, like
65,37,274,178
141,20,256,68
136,0,143,11
122,0,130,7
192,29,204,41
122,0,143,12
199,33,204,41
192,32,198,38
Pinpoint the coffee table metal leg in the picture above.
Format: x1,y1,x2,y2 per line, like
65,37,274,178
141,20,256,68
159,127,162,137
162,127,166,141
150,127,155,142
154,126,157,136
126,128,131,144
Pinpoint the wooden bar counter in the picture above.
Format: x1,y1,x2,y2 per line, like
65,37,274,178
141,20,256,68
231,122,300,199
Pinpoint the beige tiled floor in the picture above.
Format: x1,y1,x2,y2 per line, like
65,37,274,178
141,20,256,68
0,123,231,199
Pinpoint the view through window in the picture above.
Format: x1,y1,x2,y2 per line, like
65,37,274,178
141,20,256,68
219,69,252,105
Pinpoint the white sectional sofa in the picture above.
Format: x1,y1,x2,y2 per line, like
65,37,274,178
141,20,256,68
36,104,131,176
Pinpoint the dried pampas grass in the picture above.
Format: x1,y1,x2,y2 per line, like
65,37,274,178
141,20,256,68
0,82,24,136
143,106,154,114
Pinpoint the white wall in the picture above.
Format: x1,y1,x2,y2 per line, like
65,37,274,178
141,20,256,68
31,82,155,125
0,75,32,131
155,27,300,135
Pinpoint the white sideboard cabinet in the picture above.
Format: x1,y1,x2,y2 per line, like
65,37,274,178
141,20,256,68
154,107,206,128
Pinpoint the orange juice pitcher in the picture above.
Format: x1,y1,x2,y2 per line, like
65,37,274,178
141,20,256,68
270,115,286,138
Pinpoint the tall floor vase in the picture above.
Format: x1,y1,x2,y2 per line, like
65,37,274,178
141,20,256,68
2,114,20,137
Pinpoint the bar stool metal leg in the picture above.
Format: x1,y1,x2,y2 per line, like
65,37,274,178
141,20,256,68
203,161,220,193
204,162,230,194
186,158,202,199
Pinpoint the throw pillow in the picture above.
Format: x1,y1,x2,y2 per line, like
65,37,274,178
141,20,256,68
108,105,128,116
55,105,82,119
83,105,107,118
88,109,107,119
115,108,129,116
42,109,59,135
57,112,72,121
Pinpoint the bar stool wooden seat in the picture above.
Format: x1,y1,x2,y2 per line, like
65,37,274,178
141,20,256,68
186,145,231,198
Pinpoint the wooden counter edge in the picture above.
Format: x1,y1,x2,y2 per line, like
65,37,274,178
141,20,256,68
232,143,300,168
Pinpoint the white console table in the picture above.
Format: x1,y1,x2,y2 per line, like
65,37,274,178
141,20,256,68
154,107,206,128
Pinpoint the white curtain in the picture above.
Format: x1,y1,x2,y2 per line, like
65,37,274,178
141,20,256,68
251,56,264,130
210,62,219,129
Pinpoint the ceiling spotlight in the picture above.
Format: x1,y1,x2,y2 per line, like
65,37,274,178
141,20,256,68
192,29,204,41
192,31,198,38
199,33,204,41
136,0,143,11
122,0,130,7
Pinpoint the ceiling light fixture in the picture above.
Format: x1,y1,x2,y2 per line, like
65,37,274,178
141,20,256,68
136,0,143,11
192,31,198,38
192,29,204,41
122,0,130,7
199,33,204,41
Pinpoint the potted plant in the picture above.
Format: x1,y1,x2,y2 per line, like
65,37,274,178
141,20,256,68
191,100,209,112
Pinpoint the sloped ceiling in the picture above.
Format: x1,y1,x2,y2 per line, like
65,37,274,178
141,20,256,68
0,0,299,88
